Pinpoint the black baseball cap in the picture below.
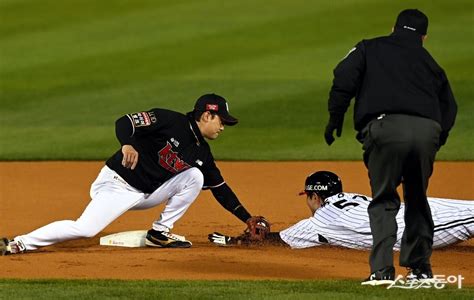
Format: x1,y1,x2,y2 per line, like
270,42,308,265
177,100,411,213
395,9,428,35
194,93,238,126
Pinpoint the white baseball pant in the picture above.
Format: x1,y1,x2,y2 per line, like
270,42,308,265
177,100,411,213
15,166,204,250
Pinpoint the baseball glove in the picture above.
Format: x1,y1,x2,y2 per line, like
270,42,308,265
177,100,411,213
245,216,270,241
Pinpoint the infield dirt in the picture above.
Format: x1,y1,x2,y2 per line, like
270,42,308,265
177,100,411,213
0,161,472,282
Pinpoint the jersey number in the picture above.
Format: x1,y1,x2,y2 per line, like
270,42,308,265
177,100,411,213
333,200,359,210
333,194,367,210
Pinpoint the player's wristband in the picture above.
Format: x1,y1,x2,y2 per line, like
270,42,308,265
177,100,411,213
233,205,251,223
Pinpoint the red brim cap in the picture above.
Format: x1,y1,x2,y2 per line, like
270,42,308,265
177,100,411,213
298,191,307,196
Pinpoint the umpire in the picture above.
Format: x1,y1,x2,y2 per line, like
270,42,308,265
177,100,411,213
324,9,457,285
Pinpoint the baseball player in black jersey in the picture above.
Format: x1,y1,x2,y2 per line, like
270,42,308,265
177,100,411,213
324,9,457,285
1,93,265,254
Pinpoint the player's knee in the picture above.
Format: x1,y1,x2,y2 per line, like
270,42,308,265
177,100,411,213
187,167,204,189
175,168,203,204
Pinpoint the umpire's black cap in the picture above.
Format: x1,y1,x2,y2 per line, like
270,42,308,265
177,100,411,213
194,94,238,126
395,9,428,35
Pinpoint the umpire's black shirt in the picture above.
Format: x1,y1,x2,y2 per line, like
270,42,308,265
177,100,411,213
328,29,457,136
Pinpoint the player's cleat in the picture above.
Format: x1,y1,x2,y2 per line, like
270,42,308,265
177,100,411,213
1,238,26,255
145,229,192,248
406,266,436,284
361,266,395,286
0,238,8,256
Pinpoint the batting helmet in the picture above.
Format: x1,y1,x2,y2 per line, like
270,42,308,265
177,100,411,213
299,171,343,200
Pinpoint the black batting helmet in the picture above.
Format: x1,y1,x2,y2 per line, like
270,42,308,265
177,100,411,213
299,171,342,199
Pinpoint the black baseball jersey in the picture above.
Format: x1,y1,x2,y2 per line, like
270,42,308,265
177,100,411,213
328,30,457,134
106,109,224,193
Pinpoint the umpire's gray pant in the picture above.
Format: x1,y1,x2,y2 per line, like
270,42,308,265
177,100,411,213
360,114,441,273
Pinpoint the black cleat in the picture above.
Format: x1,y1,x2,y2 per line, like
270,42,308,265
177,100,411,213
0,238,9,256
145,229,192,248
361,266,396,286
406,265,435,284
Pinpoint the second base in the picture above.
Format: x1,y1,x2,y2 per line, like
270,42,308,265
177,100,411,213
99,230,147,248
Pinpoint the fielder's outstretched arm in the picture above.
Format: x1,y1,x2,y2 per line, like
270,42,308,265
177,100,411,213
211,184,252,223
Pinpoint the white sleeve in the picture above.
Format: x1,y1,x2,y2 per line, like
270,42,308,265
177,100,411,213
279,218,326,249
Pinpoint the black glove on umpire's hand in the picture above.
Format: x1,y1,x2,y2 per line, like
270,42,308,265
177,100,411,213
324,114,344,145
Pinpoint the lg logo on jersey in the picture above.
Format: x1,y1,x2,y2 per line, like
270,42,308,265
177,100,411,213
158,142,191,173
306,185,328,191
170,138,179,147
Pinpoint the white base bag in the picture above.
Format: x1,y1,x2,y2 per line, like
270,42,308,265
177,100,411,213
99,230,147,248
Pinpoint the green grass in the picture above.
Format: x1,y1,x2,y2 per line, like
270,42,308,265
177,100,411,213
1,0,473,160
0,279,472,299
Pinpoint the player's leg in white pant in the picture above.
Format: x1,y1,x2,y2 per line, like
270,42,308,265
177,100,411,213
432,204,474,249
15,166,145,250
131,167,204,231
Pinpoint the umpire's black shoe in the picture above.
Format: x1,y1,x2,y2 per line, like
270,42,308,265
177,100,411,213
361,266,395,286
406,265,435,284
145,229,192,248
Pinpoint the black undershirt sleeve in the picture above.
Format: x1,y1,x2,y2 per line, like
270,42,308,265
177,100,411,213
211,183,251,223
115,115,134,145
